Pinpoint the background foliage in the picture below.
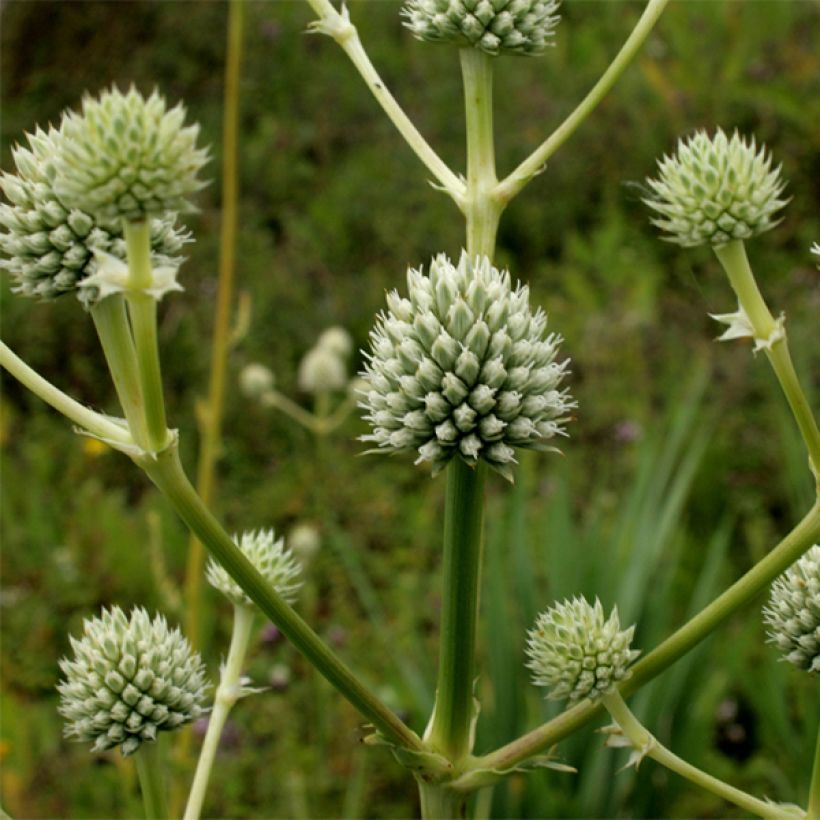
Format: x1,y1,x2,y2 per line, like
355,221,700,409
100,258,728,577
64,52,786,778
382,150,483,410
1,1,818,817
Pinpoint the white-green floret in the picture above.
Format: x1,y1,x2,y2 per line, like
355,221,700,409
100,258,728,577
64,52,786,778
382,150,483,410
206,529,302,609
0,126,189,306
57,607,208,756
762,545,819,673
55,86,209,223
526,597,640,703
360,252,574,481
402,0,560,56
645,129,788,248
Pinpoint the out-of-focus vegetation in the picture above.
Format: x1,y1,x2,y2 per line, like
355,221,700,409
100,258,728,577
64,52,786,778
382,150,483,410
1,1,818,817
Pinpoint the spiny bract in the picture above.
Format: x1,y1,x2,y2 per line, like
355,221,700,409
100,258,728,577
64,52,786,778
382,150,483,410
644,129,788,248
526,597,640,703
402,0,560,56
57,607,208,756
206,529,302,609
360,252,574,481
0,126,189,306
762,545,819,673
55,86,209,223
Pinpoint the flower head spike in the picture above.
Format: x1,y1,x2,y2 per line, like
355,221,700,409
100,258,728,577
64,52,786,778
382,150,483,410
298,345,349,395
57,607,208,756
644,129,788,248
0,126,189,306
526,597,640,703
206,529,302,609
360,252,574,481
402,0,561,56
55,86,209,223
762,545,819,673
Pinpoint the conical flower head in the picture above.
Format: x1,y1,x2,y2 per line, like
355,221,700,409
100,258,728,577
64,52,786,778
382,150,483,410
57,607,208,756
0,126,189,306
526,597,640,703
206,529,302,609
403,0,560,56
360,252,574,481
645,129,788,248
762,545,819,673
55,86,209,223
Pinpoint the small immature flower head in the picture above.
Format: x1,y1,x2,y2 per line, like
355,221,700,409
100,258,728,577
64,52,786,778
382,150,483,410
645,129,788,248
0,126,188,306
55,86,209,223
317,326,354,360
526,596,640,703
287,522,321,564
360,252,574,481
207,529,302,609
762,545,819,673
298,346,348,395
239,363,275,399
403,0,561,57
57,607,208,756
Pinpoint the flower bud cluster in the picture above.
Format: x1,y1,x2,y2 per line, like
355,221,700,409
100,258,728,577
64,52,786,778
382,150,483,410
526,597,640,703
58,607,208,756
360,252,574,480
298,326,354,395
403,0,561,56
645,129,788,248
239,363,276,399
207,529,302,610
762,545,819,673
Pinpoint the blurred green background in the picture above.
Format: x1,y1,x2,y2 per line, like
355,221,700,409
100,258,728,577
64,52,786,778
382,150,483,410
1,1,818,817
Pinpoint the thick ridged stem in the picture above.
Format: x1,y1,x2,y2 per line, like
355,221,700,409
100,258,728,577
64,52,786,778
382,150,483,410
135,738,169,820
417,779,466,820
809,725,820,820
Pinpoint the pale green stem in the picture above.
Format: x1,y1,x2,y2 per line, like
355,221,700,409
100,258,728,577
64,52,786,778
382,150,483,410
184,604,255,820
460,500,820,778
123,221,171,451
261,390,323,435
417,779,466,820
135,738,169,820
427,459,487,762
495,0,670,204
809,726,820,820
0,340,133,446
714,240,820,480
303,0,465,207
602,691,784,819
135,439,429,759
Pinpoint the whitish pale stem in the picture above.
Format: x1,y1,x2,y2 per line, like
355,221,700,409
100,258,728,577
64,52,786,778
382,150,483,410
184,604,255,820
124,220,171,452
602,691,786,819
261,389,324,435
714,240,820,481
809,726,820,819
495,0,670,204
0,341,133,446
135,738,170,820
304,0,465,207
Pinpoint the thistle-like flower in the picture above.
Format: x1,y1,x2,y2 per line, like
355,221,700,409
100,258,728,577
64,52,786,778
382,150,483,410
360,252,574,480
206,529,302,609
298,345,349,395
57,607,208,756
239,363,275,399
644,129,788,248
317,326,354,360
287,522,322,564
762,545,819,673
526,597,640,703
402,0,561,56
0,126,189,306
55,86,209,223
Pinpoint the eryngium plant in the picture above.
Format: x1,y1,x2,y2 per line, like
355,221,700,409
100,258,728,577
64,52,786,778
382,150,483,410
0,127,189,305
403,0,561,56
56,86,209,223
360,252,574,480
526,597,640,703
58,607,208,756
762,544,820,673
644,128,788,247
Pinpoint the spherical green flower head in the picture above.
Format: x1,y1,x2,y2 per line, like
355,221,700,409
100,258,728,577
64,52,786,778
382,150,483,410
206,529,302,609
360,252,574,481
762,545,819,673
526,597,640,703
645,129,788,248
403,0,560,56
0,127,189,306
55,86,209,223
58,607,208,756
